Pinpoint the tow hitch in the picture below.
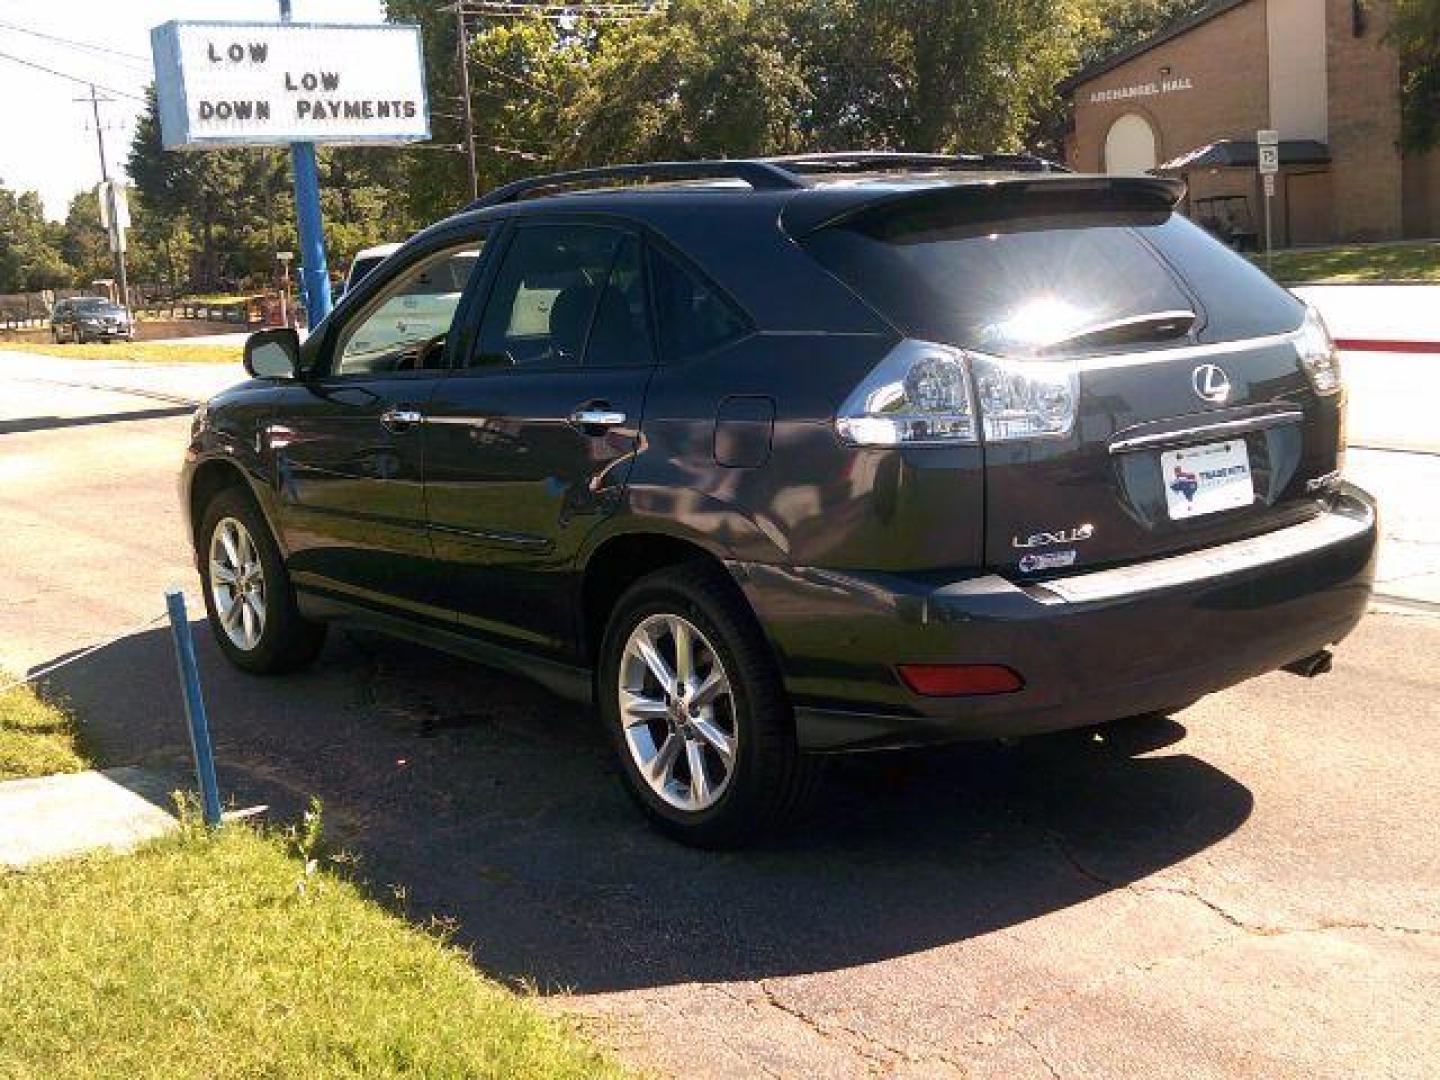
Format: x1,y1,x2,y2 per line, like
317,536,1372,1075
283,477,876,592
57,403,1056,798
1282,649,1334,678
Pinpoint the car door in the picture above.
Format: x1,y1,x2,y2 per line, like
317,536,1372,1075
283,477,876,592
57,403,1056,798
423,219,656,656
268,231,489,618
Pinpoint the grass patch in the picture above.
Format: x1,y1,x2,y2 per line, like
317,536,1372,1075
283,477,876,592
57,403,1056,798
1256,241,1440,284
173,293,260,305
0,679,86,781
0,816,625,1079
0,342,242,364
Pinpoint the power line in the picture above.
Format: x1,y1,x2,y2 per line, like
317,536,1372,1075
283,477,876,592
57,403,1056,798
457,2,657,22
0,19,150,70
468,54,561,100
0,47,147,102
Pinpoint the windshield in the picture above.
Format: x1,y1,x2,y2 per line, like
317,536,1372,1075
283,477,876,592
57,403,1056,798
74,299,123,314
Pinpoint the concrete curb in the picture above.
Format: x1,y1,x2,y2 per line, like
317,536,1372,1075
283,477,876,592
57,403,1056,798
0,767,179,868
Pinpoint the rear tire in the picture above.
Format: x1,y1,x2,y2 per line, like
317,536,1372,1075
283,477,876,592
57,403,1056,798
598,561,819,847
198,487,326,675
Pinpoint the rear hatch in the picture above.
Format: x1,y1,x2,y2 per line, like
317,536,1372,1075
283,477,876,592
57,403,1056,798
794,177,1344,578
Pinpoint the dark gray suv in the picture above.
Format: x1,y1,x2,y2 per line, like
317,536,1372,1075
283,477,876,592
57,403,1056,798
182,153,1377,845
52,296,134,343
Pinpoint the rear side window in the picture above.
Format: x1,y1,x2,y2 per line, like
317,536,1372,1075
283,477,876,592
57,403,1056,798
648,247,749,361
586,235,653,368
800,188,1304,355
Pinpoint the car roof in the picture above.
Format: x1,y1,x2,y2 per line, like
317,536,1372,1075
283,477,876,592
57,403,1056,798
430,167,1182,238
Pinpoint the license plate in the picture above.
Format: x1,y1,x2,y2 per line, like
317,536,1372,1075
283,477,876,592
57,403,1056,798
1161,440,1254,519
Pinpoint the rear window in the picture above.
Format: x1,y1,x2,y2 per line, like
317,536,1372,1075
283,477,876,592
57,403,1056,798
800,188,1303,355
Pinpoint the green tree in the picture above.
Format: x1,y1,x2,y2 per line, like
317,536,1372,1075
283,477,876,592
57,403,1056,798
562,1,809,165
58,191,110,286
1390,0,1440,151
0,185,73,291
1080,0,1208,65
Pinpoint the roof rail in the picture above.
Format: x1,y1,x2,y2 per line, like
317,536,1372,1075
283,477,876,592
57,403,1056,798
762,151,1067,174
462,150,1069,212
466,159,805,210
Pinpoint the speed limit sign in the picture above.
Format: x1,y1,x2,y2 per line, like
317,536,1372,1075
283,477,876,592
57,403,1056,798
1257,129,1280,175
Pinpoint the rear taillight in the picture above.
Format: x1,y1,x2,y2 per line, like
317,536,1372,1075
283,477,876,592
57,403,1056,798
834,339,976,446
970,354,1078,441
897,663,1024,696
1295,307,1342,396
834,338,1078,447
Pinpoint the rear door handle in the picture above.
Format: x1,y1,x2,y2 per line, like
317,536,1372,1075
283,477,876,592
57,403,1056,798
381,406,424,432
568,407,627,432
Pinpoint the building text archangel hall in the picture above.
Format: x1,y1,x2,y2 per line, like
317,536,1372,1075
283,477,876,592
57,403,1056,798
1058,0,1439,247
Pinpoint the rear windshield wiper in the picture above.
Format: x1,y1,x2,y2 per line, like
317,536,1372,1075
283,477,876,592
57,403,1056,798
1039,309,1196,352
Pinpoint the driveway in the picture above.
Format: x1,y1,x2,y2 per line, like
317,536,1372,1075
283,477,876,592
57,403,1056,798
1,348,1436,1079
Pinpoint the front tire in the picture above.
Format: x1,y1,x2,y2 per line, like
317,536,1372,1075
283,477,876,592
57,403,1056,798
598,562,818,847
198,487,325,674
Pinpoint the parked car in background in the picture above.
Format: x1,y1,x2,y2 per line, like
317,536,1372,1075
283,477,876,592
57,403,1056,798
51,296,134,343
183,152,1376,847
341,242,402,296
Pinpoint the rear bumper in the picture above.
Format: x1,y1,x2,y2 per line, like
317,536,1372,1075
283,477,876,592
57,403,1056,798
729,484,1378,751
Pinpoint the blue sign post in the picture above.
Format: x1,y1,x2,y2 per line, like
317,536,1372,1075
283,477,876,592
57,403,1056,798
279,0,332,325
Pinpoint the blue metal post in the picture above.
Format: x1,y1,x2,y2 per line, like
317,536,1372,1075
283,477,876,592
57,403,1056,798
290,142,332,324
280,0,332,325
165,588,222,828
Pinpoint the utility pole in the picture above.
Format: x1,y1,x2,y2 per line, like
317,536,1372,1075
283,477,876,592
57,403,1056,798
76,83,129,308
455,3,479,200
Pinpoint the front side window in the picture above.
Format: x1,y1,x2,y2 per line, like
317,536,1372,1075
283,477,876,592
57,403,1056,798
334,239,484,376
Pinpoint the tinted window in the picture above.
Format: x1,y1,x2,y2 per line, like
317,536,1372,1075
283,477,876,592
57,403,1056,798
649,247,748,361
802,190,1305,354
1144,214,1304,342
334,239,484,376
472,224,622,368
586,235,652,368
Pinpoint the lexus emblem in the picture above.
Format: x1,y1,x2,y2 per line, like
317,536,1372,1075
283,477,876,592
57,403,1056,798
1192,363,1232,404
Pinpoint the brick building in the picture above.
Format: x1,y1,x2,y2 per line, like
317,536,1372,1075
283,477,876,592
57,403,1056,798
1058,0,1439,246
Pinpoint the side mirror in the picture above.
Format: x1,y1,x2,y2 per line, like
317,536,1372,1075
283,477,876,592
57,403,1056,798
244,327,300,379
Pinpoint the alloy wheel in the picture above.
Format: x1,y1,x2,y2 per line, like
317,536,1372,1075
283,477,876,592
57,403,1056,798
208,516,266,651
618,613,738,812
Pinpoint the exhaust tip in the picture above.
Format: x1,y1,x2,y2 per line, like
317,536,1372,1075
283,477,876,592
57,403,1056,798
1282,649,1334,678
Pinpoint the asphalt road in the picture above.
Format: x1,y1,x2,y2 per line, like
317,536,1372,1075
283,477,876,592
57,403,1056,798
1,350,1437,1079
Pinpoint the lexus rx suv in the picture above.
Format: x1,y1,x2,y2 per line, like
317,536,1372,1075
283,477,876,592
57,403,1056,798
182,153,1377,846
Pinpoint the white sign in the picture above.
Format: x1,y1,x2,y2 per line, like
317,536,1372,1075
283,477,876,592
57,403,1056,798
1263,172,1276,196
151,21,429,149
1088,76,1194,104
1257,129,1280,175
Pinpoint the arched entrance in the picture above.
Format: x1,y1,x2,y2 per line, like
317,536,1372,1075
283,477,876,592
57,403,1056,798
1104,113,1158,174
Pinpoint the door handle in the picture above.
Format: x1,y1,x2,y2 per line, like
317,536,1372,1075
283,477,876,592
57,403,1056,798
381,406,424,432
568,407,627,432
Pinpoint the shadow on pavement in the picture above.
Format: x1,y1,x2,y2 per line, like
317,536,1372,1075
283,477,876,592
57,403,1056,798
34,623,1253,994
0,406,193,435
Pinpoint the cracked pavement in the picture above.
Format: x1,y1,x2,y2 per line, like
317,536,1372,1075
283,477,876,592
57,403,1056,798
1,349,1437,1078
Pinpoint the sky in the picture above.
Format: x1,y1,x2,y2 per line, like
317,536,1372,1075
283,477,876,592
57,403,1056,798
0,0,385,222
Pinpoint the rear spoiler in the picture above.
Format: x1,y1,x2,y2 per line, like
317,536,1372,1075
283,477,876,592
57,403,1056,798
783,175,1187,237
